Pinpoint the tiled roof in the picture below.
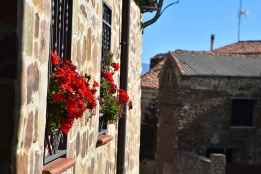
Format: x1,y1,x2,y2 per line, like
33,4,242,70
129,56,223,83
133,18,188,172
173,54,261,77
141,59,166,89
214,40,261,55
141,41,261,89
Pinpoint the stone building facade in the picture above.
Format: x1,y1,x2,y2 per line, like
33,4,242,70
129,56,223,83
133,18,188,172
0,0,142,173
140,42,261,173
157,53,261,174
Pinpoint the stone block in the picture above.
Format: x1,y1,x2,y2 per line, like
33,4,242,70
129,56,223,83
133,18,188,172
34,13,40,38
23,3,34,56
16,152,29,174
24,112,34,149
33,110,39,142
27,63,39,104
39,20,49,63
210,153,226,174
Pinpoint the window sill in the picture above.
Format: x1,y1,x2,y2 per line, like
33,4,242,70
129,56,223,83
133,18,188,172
96,134,113,147
230,126,256,129
42,158,75,174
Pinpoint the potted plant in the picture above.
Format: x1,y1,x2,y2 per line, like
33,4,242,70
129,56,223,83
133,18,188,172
99,54,129,126
46,51,98,135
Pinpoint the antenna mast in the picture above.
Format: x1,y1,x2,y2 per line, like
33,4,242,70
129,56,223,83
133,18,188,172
237,0,243,41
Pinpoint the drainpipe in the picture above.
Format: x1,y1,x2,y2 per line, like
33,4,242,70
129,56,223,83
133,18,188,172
117,0,131,174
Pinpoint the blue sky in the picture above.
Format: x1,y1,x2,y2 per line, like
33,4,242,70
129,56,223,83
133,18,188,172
142,0,261,63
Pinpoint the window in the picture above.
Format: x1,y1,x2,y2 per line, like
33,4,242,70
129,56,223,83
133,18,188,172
99,3,112,132
50,0,73,60
231,99,256,127
44,0,73,164
101,3,112,66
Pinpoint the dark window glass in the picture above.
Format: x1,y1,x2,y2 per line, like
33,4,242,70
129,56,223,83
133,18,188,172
44,0,73,164
231,99,255,127
101,3,112,66
99,3,112,132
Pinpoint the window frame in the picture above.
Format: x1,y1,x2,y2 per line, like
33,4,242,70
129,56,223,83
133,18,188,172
43,0,73,164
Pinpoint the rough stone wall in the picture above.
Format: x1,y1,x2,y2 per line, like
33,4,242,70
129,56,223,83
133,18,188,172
177,151,211,174
176,76,261,161
15,0,51,173
156,55,179,174
177,152,226,174
210,154,226,174
15,0,142,174
124,1,142,173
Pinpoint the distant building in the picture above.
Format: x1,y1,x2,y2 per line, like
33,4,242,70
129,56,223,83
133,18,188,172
158,52,261,174
140,41,261,174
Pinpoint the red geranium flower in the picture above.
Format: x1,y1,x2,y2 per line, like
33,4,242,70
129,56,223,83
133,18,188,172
52,93,64,103
93,80,99,88
118,89,129,104
51,51,61,65
48,51,97,135
60,118,73,134
111,63,120,71
102,72,114,83
109,83,117,94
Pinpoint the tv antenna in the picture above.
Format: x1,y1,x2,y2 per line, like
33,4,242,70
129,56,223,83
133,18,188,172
237,0,248,41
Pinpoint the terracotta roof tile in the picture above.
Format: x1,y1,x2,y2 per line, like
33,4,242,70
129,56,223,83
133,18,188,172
141,59,166,89
214,40,261,55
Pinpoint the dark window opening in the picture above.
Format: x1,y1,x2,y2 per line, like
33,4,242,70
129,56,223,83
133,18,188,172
0,0,17,78
44,0,73,164
0,1,17,173
140,124,157,160
99,3,112,132
140,101,159,160
231,99,255,127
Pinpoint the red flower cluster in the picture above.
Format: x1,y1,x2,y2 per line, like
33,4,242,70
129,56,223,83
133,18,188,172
100,62,130,121
103,72,114,84
48,51,98,134
51,51,61,65
118,89,129,104
111,63,120,71
102,70,118,94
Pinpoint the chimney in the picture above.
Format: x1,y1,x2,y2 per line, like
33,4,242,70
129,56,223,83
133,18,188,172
210,34,215,51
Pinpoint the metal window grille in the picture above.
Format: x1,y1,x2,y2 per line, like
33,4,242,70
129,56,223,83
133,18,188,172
99,3,112,132
101,3,112,66
44,0,73,164
50,0,73,60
